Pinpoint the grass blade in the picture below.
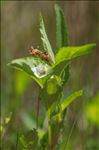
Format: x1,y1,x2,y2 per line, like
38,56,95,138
55,4,69,51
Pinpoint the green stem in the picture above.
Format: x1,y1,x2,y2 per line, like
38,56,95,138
36,96,40,130
16,131,19,150
48,124,51,148
48,114,52,150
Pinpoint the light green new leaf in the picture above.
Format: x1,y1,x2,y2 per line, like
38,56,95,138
61,90,83,111
52,90,83,120
7,56,50,88
55,43,96,63
39,14,55,63
55,4,69,50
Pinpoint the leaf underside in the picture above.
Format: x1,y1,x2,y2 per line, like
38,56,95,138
7,56,50,88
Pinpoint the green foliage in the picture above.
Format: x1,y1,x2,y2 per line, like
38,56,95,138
53,60,69,76
54,3,70,88
0,113,12,140
51,90,83,121
60,64,70,86
55,4,69,50
7,56,50,88
6,4,96,150
61,90,83,112
39,14,55,63
40,75,62,109
55,44,96,64
19,129,38,150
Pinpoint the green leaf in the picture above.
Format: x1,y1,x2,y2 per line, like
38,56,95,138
53,60,69,76
19,129,38,150
61,90,83,111
55,4,69,50
54,4,70,87
19,135,27,149
52,60,70,85
52,90,83,121
47,98,62,119
60,64,70,86
51,60,70,88
40,75,62,109
7,56,50,88
55,43,96,63
39,14,55,63
39,132,48,149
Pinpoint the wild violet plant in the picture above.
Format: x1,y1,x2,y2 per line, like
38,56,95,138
8,4,96,150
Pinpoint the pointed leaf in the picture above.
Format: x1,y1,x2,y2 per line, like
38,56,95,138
55,4,69,50
61,90,83,111
56,43,96,63
7,56,51,88
39,14,55,63
53,60,69,76
52,90,83,120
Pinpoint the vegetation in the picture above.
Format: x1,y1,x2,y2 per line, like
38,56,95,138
1,3,98,150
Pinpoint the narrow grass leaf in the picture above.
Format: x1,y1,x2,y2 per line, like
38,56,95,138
55,4,69,51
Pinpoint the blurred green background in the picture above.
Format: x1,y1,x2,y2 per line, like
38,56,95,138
1,1,99,150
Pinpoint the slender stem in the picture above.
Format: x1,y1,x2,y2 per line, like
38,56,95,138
48,113,52,150
36,96,40,130
16,131,19,150
48,123,51,149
